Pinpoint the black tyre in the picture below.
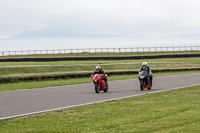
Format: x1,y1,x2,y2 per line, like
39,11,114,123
147,86,151,90
140,80,144,91
95,83,100,93
103,83,108,92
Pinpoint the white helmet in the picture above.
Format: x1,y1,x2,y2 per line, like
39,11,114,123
96,65,101,72
142,62,147,67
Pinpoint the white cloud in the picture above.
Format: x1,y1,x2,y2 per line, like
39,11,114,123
0,0,200,39
0,36,10,39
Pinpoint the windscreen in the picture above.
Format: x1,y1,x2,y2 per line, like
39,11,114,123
94,74,100,78
140,71,148,76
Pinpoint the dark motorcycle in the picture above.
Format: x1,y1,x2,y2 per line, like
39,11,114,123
138,71,152,91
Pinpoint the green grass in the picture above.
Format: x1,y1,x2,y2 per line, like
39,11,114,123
0,62,199,78
0,57,200,66
0,71,199,92
1,51,199,59
1,85,199,132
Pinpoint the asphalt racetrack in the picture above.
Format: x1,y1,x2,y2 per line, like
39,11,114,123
0,73,200,120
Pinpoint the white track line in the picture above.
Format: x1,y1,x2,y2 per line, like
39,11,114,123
0,83,199,120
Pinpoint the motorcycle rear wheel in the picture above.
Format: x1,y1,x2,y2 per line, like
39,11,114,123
95,83,100,93
147,85,152,90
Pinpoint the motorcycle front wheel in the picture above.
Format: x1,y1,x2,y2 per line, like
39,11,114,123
103,83,108,92
95,83,100,93
140,80,145,91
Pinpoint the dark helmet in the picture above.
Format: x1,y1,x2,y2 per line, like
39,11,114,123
96,65,101,72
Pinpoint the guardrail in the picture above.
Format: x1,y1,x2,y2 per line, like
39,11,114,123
0,46,199,56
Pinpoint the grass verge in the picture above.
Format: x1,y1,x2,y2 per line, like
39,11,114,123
0,71,199,92
0,85,199,132
0,57,200,66
0,62,199,78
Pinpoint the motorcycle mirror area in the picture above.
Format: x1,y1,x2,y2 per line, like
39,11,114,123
100,74,104,77
91,75,94,77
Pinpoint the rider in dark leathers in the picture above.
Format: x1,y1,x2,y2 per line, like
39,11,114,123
139,62,153,86
94,66,107,84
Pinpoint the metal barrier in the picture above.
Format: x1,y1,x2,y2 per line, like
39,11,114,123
0,46,199,56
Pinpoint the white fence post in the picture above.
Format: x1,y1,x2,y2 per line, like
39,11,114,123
0,46,199,56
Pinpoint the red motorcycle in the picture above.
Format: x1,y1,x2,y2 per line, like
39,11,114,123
91,74,108,93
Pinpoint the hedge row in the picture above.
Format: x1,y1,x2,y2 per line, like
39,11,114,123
0,68,199,83
0,54,200,62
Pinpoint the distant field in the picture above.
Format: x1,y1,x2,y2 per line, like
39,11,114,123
0,57,200,84
0,62,199,79
0,57,200,66
0,51,199,59
1,85,199,132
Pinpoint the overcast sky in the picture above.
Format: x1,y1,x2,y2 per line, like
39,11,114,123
1,0,200,50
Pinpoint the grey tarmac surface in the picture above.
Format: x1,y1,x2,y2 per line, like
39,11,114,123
0,73,200,120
